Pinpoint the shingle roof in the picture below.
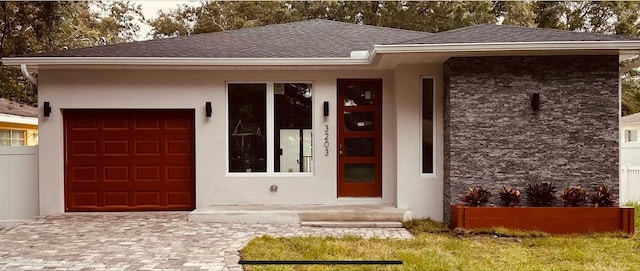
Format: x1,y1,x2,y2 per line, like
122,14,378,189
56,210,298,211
22,19,431,58
13,20,639,59
622,112,640,124
0,98,37,118
402,24,640,44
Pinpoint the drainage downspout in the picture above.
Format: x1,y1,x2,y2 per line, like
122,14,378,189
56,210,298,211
20,64,37,85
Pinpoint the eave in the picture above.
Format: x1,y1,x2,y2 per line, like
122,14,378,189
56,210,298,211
2,40,640,72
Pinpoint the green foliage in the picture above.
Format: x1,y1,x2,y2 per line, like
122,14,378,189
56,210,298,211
589,186,616,207
622,70,640,116
0,1,144,105
498,185,521,207
525,182,557,207
461,187,492,207
560,186,587,207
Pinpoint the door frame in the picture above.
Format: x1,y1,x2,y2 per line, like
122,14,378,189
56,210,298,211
336,79,382,197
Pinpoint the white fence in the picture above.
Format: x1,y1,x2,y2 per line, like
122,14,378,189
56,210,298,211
621,164,640,204
0,146,38,227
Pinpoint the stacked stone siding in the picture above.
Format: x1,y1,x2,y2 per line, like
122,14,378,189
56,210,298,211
443,55,619,221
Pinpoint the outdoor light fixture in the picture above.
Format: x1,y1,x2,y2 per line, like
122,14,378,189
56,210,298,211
531,93,540,111
205,102,212,117
323,101,329,116
44,102,51,117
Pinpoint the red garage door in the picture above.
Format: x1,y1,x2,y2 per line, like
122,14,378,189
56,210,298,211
64,109,195,211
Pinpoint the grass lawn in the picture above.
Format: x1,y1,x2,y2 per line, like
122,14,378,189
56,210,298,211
241,203,640,271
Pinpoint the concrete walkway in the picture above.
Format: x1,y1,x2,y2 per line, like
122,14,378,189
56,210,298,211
0,212,413,271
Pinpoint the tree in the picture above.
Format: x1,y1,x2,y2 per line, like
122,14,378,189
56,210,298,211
0,1,145,105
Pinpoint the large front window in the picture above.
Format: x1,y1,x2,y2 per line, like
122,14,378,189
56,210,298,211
228,83,313,173
0,129,26,146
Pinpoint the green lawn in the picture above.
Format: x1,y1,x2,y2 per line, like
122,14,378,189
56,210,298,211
241,203,640,271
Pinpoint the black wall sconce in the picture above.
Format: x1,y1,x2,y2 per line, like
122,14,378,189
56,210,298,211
205,102,212,117
531,93,540,111
44,102,51,117
323,101,329,116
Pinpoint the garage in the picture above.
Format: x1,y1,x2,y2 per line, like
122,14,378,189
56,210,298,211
64,109,195,211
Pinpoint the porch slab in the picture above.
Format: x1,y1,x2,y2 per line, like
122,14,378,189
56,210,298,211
188,205,412,226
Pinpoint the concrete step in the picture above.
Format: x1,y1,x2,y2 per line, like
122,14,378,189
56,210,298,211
188,205,411,225
301,221,404,228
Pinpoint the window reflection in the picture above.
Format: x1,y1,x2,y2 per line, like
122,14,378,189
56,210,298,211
228,84,267,172
275,83,313,173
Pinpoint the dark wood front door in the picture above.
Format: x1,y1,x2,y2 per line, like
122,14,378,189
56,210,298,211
337,79,382,197
64,109,195,211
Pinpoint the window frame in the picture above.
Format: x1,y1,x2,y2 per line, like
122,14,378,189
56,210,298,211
420,76,437,178
225,81,314,176
627,129,639,143
0,129,26,146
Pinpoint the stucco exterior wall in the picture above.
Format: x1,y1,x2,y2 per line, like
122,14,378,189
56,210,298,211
37,68,406,215
394,64,444,220
443,55,620,220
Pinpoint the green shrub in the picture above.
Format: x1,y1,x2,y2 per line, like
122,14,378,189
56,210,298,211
526,182,557,207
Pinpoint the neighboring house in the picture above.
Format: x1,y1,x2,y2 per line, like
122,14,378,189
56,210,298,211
621,112,640,166
0,98,38,146
2,20,639,221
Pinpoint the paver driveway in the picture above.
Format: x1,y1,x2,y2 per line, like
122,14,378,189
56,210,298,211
0,212,412,270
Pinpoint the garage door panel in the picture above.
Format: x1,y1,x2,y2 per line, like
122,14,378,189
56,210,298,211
166,140,191,155
72,192,99,207
69,118,98,130
167,191,192,206
137,192,161,205
104,192,129,206
135,165,161,181
103,140,129,156
72,167,99,182
103,166,130,182
135,140,161,155
104,118,129,130
167,166,191,180
134,116,161,129
71,141,99,156
65,109,195,211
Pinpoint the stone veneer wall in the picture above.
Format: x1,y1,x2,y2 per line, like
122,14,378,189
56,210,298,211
443,55,619,221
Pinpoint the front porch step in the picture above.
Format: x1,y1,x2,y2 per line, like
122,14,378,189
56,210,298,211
188,205,412,225
301,221,404,228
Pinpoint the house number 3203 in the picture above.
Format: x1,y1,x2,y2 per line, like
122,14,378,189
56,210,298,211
324,125,329,157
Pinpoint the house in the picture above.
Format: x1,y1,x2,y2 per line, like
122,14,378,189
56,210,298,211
622,112,640,166
2,19,639,222
0,98,38,146
621,112,640,203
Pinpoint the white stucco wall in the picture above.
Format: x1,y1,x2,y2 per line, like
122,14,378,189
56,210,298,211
621,122,640,166
37,68,417,215
393,64,444,220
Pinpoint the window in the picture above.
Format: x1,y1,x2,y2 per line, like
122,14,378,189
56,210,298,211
228,83,313,173
422,77,435,174
0,129,26,146
627,130,638,143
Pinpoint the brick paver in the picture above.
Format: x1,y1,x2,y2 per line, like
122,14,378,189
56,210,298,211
0,212,412,270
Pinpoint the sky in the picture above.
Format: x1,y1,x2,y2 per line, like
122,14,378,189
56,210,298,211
130,0,201,40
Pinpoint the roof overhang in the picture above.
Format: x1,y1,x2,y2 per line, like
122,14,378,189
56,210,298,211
3,40,640,72
370,41,640,65
0,113,38,126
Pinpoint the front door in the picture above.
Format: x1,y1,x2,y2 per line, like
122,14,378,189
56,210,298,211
337,79,382,197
